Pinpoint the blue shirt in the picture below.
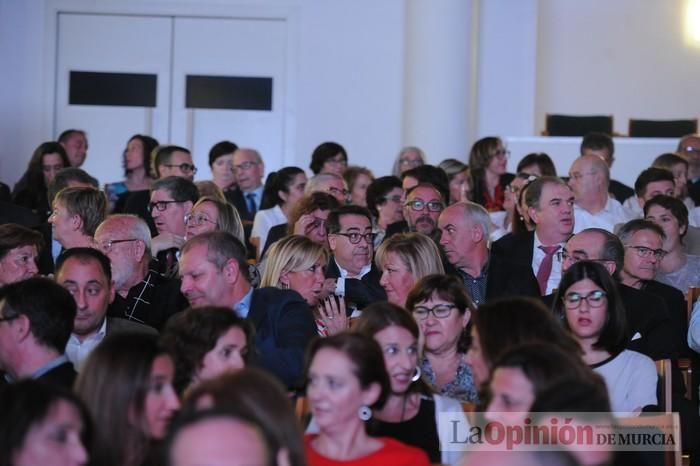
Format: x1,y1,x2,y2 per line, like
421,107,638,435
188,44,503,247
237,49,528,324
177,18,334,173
234,286,254,318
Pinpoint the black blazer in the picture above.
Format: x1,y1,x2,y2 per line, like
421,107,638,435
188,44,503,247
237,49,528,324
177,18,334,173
485,253,541,301
642,280,688,357
247,287,316,389
491,230,536,266
325,257,387,311
37,361,77,390
609,179,634,203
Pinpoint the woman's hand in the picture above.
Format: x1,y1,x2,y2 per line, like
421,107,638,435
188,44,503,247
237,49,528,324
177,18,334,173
151,233,185,256
293,214,316,236
318,295,348,336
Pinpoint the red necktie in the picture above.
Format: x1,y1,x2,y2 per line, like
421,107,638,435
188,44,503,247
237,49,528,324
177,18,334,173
537,245,560,295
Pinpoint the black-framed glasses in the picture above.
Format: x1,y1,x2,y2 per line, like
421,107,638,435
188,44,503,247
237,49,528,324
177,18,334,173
163,163,197,174
148,200,184,213
233,161,259,172
626,245,667,260
563,290,607,309
412,304,457,320
185,212,217,227
97,238,139,253
0,314,19,324
334,232,376,244
557,251,610,265
404,199,443,212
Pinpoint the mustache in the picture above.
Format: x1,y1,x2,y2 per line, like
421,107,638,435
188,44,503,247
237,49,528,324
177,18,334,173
415,215,436,226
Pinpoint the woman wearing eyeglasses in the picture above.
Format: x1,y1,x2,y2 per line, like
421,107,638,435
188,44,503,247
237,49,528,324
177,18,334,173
184,196,244,244
405,274,478,403
375,232,444,308
468,136,514,212
645,194,700,293
554,261,657,414
365,176,404,248
391,146,426,177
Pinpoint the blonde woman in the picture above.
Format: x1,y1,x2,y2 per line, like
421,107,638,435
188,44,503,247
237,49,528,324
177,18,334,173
375,232,444,307
260,235,344,335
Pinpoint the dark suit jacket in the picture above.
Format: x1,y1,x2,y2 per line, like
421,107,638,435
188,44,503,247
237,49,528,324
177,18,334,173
107,317,159,336
642,280,688,357
260,222,287,259
248,287,316,389
491,230,536,266
485,253,541,301
36,222,56,275
325,257,387,311
688,179,700,205
0,201,40,227
37,361,77,390
226,188,268,259
609,179,635,203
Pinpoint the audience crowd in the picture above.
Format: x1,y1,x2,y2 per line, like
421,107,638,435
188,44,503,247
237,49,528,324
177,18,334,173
2,131,700,466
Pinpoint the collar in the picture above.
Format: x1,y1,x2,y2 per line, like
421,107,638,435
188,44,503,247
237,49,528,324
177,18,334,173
242,185,264,198
69,317,108,344
233,286,254,318
30,354,70,380
534,230,566,249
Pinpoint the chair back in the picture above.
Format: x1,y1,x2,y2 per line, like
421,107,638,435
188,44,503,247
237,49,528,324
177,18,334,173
628,119,698,138
545,114,613,136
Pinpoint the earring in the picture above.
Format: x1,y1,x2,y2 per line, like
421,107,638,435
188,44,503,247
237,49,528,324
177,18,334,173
280,281,289,289
358,405,372,421
411,366,421,382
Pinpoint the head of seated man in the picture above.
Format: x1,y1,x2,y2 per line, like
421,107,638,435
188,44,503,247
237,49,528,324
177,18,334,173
567,155,610,212
179,231,251,308
149,177,200,239
617,219,666,290
49,187,108,249
580,132,614,168
232,148,265,193
305,173,350,205
0,224,42,287
403,183,445,238
152,145,196,181
58,129,88,168
633,167,675,210
0,277,76,382
560,228,623,279
523,176,575,245
94,214,152,297
325,205,374,278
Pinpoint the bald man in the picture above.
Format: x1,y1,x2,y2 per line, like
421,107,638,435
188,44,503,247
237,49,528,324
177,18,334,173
568,155,632,233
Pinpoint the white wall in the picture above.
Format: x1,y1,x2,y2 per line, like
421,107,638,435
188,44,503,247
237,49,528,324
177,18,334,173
535,0,700,136
1,0,698,189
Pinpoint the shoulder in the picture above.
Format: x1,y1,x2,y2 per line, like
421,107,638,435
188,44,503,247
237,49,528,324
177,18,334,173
107,317,159,336
253,287,307,307
375,438,431,464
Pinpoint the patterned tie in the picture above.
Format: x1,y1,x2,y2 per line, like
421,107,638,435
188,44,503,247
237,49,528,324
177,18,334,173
246,193,257,215
536,245,560,295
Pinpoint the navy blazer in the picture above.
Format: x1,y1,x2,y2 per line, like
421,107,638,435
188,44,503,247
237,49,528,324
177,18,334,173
247,287,316,389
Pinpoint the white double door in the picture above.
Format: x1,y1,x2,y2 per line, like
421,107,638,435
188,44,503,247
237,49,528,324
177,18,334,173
55,12,289,185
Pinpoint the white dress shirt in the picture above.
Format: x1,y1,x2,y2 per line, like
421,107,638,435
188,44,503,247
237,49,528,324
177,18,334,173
573,196,634,234
532,232,565,295
65,318,107,371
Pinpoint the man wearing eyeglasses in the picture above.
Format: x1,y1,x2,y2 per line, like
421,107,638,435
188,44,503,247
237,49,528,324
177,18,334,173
492,176,575,296
438,201,540,306
325,205,386,311
0,277,77,389
618,220,687,353
677,134,700,205
229,148,266,222
119,145,196,235
568,154,633,234
149,177,200,278
558,228,677,361
305,173,351,205
95,214,189,330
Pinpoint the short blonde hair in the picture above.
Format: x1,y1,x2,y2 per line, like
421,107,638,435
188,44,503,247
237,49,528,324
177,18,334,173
260,235,328,288
375,232,444,281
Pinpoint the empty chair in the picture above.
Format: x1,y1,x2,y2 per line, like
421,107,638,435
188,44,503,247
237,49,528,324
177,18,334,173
545,114,613,136
628,119,698,138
